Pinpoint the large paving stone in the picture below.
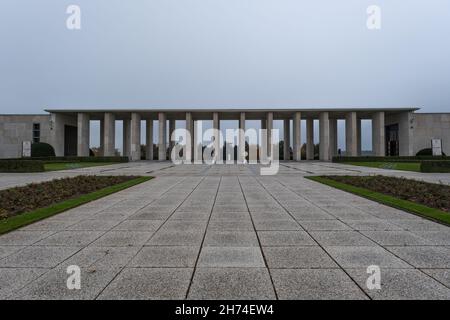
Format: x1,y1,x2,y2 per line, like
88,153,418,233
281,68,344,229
64,246,140,269
413,231,450,245
207,220,254,231
346,268,450,300
148,231,204,246
204,231,259,247
298,220,352,231
21,220,77,231
0,231,55,246
97,268,193,300
258,231,316,246
198,247,265,267
15,266,122,300
324,246,411,269
389,219,448,231
188,268,276,300
35,231,105,246
421,269,450,288
253,219,302,231
344,219,403,231
0,246,25,259
386,246,450,268
130,246,199,267
0,268,48,299
160,220,207,232
91,231,153,247
0,246,81,268
112,220,164,232
67,219,121,231
263,246,338,268
309,231,377,246
271,269,367,300
360,231,432,246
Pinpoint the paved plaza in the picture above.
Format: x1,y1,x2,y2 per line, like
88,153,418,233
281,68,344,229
1,162,450,299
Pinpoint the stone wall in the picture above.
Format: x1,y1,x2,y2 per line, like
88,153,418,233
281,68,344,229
0,115,51,158
412,113,450,155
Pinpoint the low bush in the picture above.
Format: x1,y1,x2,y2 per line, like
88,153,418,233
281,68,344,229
324,175,450,212
0,175,138,218
420,161,450,173
31,142,55,157
416,148,447,156
0,160,44,172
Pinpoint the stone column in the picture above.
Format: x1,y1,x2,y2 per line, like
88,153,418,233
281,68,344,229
372,111,385,156
239,112,246,163
186,112,194,163
319,112,330,161
293,112,301,161
306,118,314,160
146,119,153,160
130,112,141,161
158,112,167,161
356,118,362,156
194,120,203,164
329,118,338,158
103,112,116,156
123,119,131,158
99,119,104,156
267,112,273,158
284,119,290,160
398,112,414,156
260,117,267,162
77,113,90,157
345,112,358,156
213,112,221,162
169,119,176,151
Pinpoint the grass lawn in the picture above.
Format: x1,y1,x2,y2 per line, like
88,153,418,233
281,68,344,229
44,162,121,171
0,176,152,235
343,161,421,172
307,176,450,226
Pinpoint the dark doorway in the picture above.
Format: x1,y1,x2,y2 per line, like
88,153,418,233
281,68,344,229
64,125,77,156
385,124,399,156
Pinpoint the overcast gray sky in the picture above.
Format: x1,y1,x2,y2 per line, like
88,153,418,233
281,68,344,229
1,0,449,149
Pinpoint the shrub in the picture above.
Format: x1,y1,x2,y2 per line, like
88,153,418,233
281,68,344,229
325,175,450,212
420,161,450,173
0,160,44,172
416,148,446,156
31,142,55,157
0,175,137,218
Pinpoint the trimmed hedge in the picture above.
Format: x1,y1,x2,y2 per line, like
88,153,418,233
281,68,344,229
420,161,450,173
31,142,55,157
333,156,450,163
0,160,45,173
416,148,447,156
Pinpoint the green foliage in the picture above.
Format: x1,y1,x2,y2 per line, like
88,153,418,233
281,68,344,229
0,160,44,172
31,142,55,157
420,161,450,173
416,148,447,156
0,176,152,235
0,175,140,218
308,176,450,225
